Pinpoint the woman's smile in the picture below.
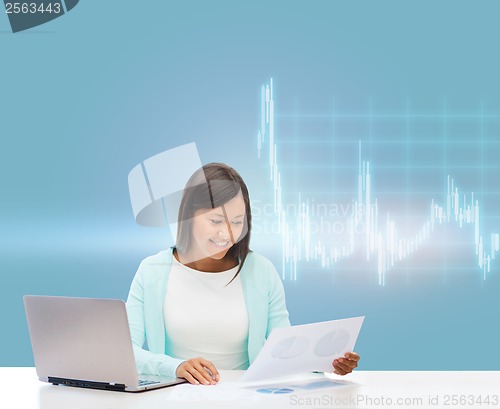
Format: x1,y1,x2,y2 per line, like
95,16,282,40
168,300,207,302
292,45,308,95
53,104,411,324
209,238,231,248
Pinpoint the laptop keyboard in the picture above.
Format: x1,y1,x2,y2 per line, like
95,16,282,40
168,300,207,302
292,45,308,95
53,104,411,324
138,379,161,386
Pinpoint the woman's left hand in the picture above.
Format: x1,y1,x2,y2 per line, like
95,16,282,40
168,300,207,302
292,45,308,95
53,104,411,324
332,352,360,375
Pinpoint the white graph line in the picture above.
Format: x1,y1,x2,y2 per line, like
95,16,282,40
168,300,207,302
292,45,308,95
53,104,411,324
256,79,499,284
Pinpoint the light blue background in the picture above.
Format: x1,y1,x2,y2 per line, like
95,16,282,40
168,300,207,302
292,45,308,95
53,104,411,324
1,1,499,369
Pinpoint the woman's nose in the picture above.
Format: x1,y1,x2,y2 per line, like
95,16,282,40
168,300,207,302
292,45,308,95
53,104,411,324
217,225,231,240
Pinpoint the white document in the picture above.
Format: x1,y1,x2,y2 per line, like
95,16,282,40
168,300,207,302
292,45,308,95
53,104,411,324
240,316,364,382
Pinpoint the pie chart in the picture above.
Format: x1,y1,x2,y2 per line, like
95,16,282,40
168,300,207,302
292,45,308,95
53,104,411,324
271,336,310,359
314,329,350,357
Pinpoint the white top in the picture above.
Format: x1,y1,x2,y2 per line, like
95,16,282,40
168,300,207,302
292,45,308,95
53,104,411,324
163,257,250,370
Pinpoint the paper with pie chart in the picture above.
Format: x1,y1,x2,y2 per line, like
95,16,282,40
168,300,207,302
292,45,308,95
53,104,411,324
240,316,364,382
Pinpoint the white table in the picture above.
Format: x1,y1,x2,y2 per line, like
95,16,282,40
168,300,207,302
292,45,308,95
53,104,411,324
1,368,499,409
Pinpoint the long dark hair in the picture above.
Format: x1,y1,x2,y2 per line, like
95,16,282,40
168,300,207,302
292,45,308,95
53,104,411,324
175,163,252,282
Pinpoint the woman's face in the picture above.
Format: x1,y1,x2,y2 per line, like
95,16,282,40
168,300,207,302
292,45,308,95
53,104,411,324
188,193,246,262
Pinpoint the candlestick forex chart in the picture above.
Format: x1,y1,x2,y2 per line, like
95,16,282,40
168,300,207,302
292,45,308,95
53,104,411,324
249,80,500,369
254,79,499,283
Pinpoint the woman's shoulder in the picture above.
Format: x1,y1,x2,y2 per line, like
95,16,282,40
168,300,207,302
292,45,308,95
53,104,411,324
243,251,279,276
245,251,273,267
242,252,284,293
135,249,173,278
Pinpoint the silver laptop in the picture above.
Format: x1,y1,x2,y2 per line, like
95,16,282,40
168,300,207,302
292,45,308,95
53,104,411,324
23,295,187,392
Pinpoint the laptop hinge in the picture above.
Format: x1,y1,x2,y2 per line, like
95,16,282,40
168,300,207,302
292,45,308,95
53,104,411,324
48,376,126,391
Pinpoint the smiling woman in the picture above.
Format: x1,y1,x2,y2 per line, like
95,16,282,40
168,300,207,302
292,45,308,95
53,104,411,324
174,163,251,274
179,195,246,267
125,163,360,386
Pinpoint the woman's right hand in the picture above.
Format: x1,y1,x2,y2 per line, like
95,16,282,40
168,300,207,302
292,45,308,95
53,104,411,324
175,357,220,385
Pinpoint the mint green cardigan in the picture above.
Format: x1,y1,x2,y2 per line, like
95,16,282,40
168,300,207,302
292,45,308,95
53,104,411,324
126,249,291,378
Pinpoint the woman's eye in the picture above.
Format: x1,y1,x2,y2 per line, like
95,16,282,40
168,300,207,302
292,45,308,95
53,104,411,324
210,219,223,225
232,221,243,225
